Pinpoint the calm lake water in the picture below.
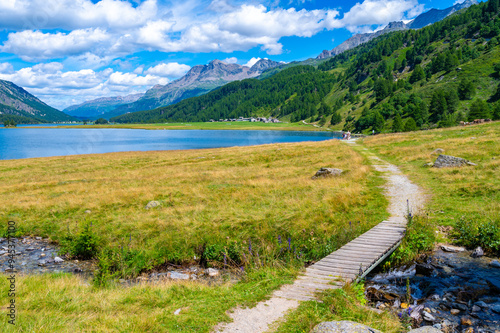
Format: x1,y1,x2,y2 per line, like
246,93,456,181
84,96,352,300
0,128,340,160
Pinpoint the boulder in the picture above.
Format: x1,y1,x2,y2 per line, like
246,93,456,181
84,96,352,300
54,256,65,263
168,272,189,280
207,268,220,277
311,321,382,333
492,304,500,314
416,263,435,276
433,155,476,168
440,245,466,253
489,260,500,268
145,201,161,209
312,168,344,179
471,247,484,258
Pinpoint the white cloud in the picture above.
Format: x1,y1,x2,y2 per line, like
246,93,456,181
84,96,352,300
244,57,261,68
1,28,111,61
222,57,238,64
0,62,14,74
108,71,169,86
0,0,158,31
342,0,423,32
144,62,191,78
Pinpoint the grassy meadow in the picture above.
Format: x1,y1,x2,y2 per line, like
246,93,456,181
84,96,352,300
0,139,389,332
363,121,500,252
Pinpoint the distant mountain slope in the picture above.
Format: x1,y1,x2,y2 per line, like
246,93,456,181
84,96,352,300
112,0,500,133
317,0,477,59
0,79,75,123
113,58,281,115
63,93,144,119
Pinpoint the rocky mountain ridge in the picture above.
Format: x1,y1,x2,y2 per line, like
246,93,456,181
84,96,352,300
0,79,75,123
108,58,281,118
63,93,144,120
317,0,477,59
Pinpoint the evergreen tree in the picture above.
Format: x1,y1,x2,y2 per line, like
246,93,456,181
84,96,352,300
372,111,385,133
458,78,476,100
468,99,491,121
409,65,425,84
330,111,342,125
403,117,418,132
492,102,500,120
392,114,403,132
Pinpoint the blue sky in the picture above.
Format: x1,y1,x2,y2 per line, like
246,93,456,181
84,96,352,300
0,0,467,109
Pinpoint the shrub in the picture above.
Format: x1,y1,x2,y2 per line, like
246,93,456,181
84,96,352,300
60,223,99,260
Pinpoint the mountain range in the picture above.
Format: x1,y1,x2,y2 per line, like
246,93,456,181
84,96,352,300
63,93,144,120
0,79,75,123
317,0,477,59
65,58,281,120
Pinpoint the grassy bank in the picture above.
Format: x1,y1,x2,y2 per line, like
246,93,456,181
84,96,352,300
363,121,500,253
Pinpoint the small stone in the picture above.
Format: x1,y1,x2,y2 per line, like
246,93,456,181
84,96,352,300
84,210,92,214
454,303,468,311
38,260,46,267
441,245,466,253
489,260,500,268
73,268,83,273
25,247,36,251
312,321,383,333
145,201,161,209
461,317,472,326
423,162,434,167
54,256,65,263
433,324,442,330
311,168,343,179
450,309,460,315
471,247,484,258
119,279,126,284
35,237,42,240
174,308,182,316
207,268,219,277
168,272,189,280
40,253,46,257
471,305,481,312
423,311,436,322
463,328,474,333
492,305,500,314
431,148,445,155
0,250,7,255
474,301,488,308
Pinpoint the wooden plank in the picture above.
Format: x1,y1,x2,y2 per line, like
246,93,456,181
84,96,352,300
319,257,374,266
325,251,380,260
313,263,360,273
306,267,357,279
339,243,392,251
348,239,398,246
314,260,365,270
294,281,340,290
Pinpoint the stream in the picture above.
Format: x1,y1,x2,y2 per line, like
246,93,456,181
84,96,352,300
365,246,500,332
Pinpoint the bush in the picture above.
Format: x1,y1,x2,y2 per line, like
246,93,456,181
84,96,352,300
454,217,500,253
60,223,99,260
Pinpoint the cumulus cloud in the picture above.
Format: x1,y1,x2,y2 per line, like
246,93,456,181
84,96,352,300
342,0,423,32
222,57,238,64
144,62,191,77
0,62,176,109
0,0,158,31
1,28,111,61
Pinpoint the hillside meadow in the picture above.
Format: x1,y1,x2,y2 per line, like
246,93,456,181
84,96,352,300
363,121,500,251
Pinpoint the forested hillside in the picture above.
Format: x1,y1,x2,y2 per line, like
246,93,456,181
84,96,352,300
113,0,500,133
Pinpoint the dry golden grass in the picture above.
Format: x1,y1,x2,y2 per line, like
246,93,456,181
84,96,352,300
0,140,388,271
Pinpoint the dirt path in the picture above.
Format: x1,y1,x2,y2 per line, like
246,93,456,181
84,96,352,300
213,139,427,333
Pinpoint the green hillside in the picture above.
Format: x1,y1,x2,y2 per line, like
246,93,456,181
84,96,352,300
113,0,500,133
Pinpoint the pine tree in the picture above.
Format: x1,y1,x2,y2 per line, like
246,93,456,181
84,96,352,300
468,99,491,121
409,65,425,84
392,114,403,132
458,78,476,100
330,111,342,125
403,117,418,132
372,111,385,133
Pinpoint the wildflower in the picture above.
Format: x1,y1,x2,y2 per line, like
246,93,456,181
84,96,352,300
248,239,252,255
278,235,282,244
288,237,291,251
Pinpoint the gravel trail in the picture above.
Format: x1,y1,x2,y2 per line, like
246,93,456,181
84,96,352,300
213,139,427,333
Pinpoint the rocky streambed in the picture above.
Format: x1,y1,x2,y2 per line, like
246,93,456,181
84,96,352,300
365,245,500,332
0,237,237,285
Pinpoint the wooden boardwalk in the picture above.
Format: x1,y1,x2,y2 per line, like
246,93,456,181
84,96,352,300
273,216,407,301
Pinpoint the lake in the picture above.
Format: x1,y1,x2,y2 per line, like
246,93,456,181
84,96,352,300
0,128,340,160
